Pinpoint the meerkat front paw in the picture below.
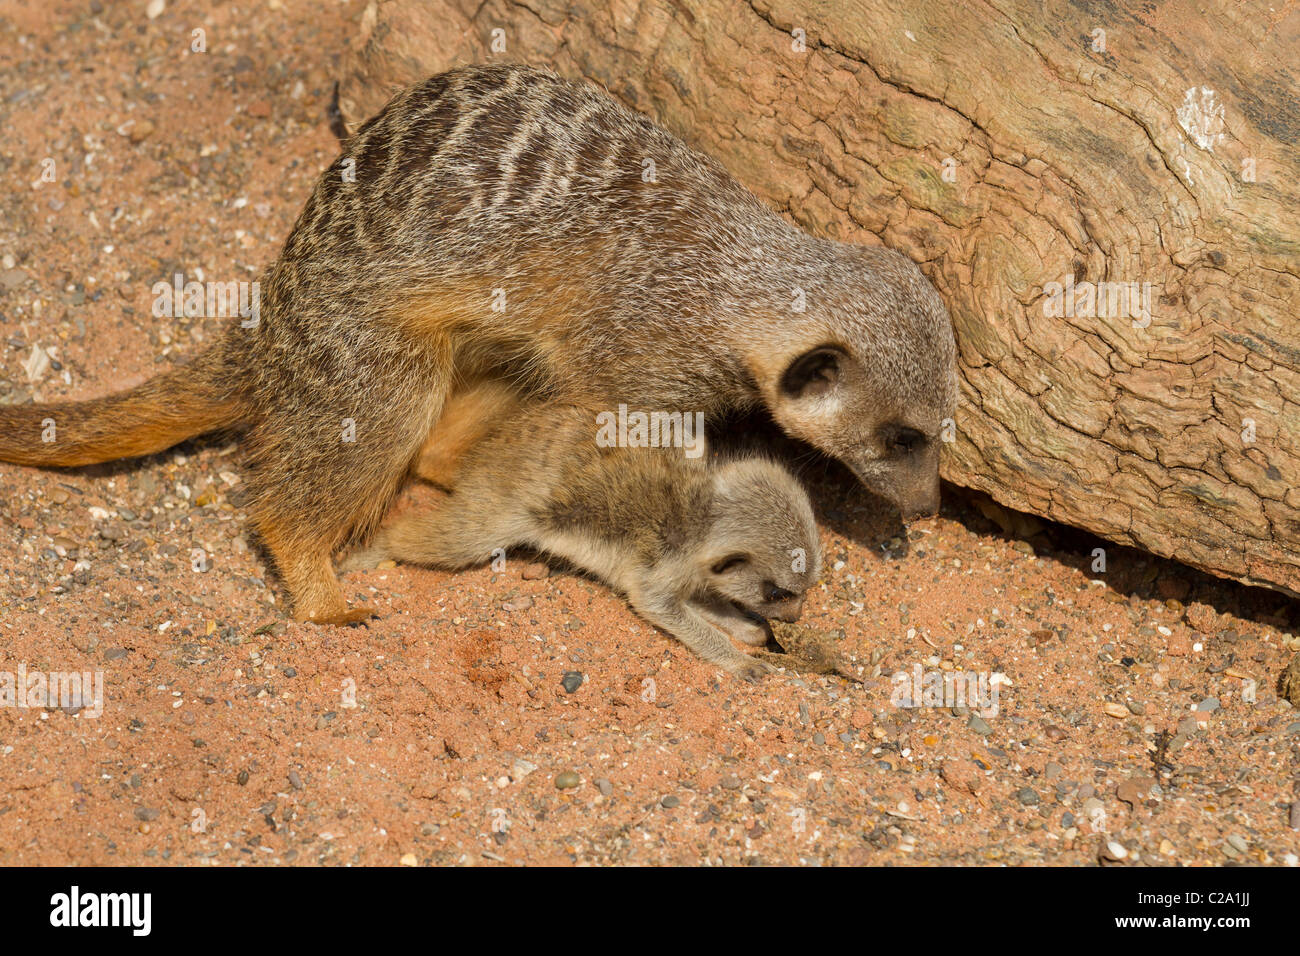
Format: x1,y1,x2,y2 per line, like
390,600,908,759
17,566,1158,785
721,652,775,684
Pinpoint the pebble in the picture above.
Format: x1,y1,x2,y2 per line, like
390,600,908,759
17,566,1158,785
399,853,418,866
561,671,584,694
521,562,550,580
1289,802,1300,831
511,758,538,780
1103,702,1129,719
1044,761,1062,780
1102,841,1127,861
1116,779,1145,809
939,759,981,797
554,771,580,789
967,714,993,736
660,795,680,809
1226,834,1248,853
287,769,303,790
502,595,534,612
595,778,613,797
1196,697,1220,713
1015,788,1039,805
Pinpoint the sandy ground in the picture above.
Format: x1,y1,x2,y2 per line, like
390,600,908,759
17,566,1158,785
1,0,1298,866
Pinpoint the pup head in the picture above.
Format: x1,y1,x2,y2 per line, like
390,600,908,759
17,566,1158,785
701,459,821,622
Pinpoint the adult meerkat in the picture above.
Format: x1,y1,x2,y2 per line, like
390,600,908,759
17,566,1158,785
345,399,821,680
0,64,956,625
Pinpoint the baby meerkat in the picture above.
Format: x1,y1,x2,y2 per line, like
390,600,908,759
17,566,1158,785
345,399,821,680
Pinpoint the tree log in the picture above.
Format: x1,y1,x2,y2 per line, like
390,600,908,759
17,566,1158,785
337,0,1300,595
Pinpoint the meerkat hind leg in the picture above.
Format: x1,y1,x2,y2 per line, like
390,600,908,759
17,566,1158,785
258,515,376,625
342,495,523,572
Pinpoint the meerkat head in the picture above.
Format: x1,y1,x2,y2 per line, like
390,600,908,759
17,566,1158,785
699,460,822,623
747,245,957,520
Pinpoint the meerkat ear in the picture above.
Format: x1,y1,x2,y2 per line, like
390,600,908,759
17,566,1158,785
780,346,847,399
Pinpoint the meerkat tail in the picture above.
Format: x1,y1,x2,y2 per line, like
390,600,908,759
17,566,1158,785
0,350,244,467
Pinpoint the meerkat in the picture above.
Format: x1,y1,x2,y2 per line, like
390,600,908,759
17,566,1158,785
0,64,956,625
344,399,821,680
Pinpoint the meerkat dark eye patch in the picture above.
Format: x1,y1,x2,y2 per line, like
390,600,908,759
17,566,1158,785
764,583,796,603
780,346,844,398
712,554,749,574
885,425,925,455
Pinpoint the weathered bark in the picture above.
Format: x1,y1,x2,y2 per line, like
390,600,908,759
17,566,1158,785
338,0,1300,595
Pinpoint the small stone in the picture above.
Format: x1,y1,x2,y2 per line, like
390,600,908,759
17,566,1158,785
1103,702,1129,719
1102,840,1128,861
145,0,164,19
288,769,303,790
1289,801,1300,831
128,120,155,144
1044,762,1063,780
399,853,418,866
561,671,584,694
940,759,982,797
719,773,742,790
595,778,613,797
1226,834,1248,853
501,595,534,613
1116,779,1146,809
134,807,160,822
1125,700,1147,716
554,771,580,790
511,758,538,780
967,714,993,736
1196,697,1220,713
521,562,550,580
1015,787,1039,805
660,795,680,808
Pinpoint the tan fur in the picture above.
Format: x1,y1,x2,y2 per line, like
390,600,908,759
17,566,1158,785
0,65,955,624
413,379,521,487
346,401,821,679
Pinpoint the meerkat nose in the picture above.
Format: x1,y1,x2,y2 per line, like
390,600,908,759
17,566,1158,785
773,596,805,622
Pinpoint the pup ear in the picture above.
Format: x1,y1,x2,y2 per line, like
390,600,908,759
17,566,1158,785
780,346,846,399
